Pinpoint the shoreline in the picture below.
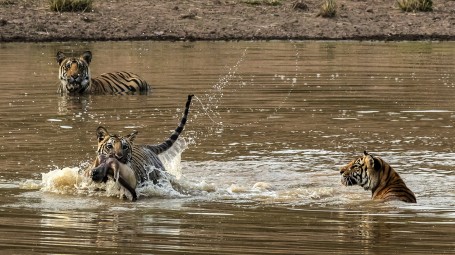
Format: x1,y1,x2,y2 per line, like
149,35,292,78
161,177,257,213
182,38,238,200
3,34,455,43
1,0,455,43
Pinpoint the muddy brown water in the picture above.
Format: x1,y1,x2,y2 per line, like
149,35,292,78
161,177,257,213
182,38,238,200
0,41,454,254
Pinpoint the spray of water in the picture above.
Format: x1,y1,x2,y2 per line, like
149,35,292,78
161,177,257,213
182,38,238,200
189,41,300,151
36,137,213,200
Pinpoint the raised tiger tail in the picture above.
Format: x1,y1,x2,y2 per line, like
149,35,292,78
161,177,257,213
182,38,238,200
147,94,194,154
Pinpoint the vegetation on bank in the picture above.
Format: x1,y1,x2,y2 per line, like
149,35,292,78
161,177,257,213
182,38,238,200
397,0,433,12
44,0,434,15
318,0,337,18
242,0,282,6
49,0,92,12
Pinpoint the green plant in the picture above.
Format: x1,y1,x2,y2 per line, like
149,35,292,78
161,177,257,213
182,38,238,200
319,0,337,18
397,0,433,12
49,0,93,12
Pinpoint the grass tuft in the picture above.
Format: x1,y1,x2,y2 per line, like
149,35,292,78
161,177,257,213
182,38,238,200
242,0,282,6
397,0,432,12
318,0,337,18
0,0,16,6
49,0,93,12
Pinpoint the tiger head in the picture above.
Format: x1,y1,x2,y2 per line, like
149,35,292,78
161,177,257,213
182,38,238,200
56,51,92,93
95,126,138,165
340,151,381,191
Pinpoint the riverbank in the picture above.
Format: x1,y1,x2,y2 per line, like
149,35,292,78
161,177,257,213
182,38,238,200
1,0,455,42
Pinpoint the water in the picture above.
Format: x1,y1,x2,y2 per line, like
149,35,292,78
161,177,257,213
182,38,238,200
0,41,455,254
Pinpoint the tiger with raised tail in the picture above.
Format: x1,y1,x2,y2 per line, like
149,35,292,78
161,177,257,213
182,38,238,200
56,51,150,94
340,151,416,203
86,95,193,191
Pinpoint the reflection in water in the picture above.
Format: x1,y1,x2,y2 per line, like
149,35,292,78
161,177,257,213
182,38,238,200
0,41,454,254
57,95,91,115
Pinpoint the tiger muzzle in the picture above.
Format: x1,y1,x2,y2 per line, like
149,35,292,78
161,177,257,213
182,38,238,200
340,172,357,186
66,75,89,92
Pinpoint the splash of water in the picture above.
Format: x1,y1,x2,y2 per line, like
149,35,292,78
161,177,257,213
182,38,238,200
34,156,344,206
36,138,206,200
191,41,300,133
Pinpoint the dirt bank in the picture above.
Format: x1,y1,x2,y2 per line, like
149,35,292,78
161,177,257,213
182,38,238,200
1,0,455,42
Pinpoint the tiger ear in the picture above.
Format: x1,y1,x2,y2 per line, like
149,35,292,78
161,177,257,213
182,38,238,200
96,126,110,143
126,130,138,142
365,152,381,171
81,51,92,65
363,151,375,168
56,51,66,65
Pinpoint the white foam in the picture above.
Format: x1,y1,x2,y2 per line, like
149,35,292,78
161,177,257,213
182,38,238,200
158,138,188,180
41,167,83,194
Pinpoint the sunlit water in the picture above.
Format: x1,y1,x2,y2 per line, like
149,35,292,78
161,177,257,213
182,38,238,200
0,41,454,254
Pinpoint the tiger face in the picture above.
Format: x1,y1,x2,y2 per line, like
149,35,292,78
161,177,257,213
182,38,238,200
95,126,138,165
340,151,380,191
56,51,92,93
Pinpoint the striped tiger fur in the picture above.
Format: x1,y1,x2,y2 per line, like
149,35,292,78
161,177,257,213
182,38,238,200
56,51,150,94
88,95,193,185
340,151,416,203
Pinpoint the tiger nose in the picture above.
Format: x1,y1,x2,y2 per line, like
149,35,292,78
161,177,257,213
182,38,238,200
68,75,77,83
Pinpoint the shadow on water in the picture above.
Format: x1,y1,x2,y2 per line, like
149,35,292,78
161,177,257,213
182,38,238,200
0,41,454,254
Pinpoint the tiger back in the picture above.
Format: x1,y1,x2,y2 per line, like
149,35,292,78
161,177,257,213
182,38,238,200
339,151,416,203
56,51,150,94
89,95,194,185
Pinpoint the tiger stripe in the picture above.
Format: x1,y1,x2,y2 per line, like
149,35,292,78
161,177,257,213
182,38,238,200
146,94,192,154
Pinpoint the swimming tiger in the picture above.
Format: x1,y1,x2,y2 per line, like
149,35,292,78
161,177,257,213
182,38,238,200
87,94,193,187
340,151,416,203
56,51,150,94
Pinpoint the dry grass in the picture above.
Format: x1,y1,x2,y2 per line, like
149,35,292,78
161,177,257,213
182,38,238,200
242,0,282,6
318,0,337,18
49,0,93,12
0,0,16,5
397,0,433,12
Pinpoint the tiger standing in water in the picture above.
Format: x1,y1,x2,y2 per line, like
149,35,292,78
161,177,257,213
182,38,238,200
56,51,150,94
87,95,194,194
340,151,416,203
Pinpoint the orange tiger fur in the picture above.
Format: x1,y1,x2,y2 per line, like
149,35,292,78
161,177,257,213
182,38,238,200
340,151,416,203
56,51,150,94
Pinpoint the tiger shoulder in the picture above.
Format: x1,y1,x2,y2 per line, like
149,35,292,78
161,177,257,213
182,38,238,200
56,51,150,95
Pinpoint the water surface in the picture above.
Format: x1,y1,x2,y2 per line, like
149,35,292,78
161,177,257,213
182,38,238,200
0,41,454,254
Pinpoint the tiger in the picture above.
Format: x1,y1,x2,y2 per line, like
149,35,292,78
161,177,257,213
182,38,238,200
339,151,416,203
87,94,194,189
56,51,150,94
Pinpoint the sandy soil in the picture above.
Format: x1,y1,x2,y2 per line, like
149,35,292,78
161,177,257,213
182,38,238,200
1,0,455,42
